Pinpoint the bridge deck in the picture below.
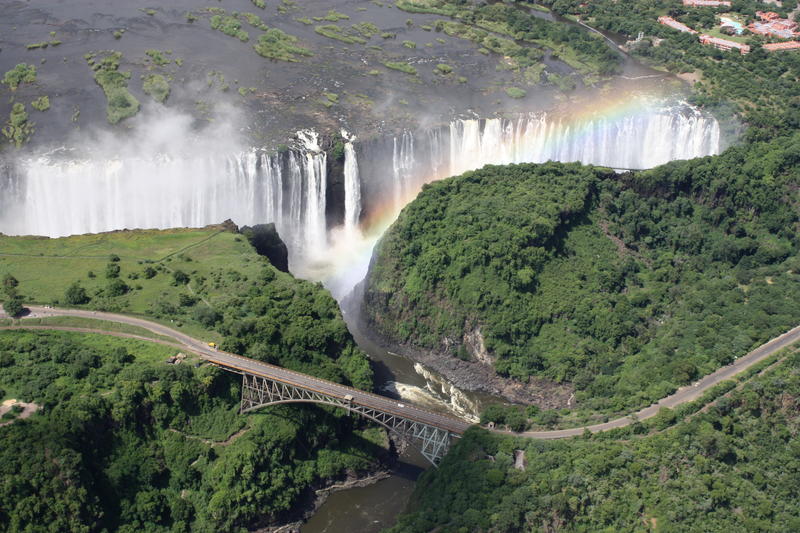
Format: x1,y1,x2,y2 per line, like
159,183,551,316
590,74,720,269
24,307,471,435
207,350,472,435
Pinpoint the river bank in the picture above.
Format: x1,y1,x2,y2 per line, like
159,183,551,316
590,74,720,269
258,469,394,533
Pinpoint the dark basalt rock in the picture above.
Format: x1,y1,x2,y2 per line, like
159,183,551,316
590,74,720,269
240,223,290,273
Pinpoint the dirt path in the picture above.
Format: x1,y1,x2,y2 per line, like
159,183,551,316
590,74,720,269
167,426,252,447
0,399,40,427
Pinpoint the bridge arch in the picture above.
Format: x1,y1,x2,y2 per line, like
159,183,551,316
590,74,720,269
238,373,457,465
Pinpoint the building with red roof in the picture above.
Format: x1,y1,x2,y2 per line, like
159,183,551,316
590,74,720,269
763,40,800,51
658,16,698,34
699,34,751,53
683,0,732,7
749,11,799,38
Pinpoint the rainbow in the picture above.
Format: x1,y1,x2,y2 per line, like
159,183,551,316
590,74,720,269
312,91,719,295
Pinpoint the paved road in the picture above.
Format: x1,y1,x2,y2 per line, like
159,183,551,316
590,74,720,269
514,323,800,438
5,306,800,438
11,306,472,435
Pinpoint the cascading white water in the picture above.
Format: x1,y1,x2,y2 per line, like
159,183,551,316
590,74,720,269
296,130,327,252
341,130,361,234
391,131,415,210
0,130,328,270
0,103,720,289
403,108,721,193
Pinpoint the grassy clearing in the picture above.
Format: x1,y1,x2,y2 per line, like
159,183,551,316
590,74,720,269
0,329,180,367
0,225,266,341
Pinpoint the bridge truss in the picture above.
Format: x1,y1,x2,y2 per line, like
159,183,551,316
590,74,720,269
238,372,456,466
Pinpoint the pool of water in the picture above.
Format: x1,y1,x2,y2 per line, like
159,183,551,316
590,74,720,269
720,17,744,34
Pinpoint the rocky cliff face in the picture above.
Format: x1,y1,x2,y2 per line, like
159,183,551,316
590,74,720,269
359,260,575,409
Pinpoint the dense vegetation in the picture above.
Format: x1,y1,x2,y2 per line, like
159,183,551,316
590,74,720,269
365,132,800,413
0,330,385,532
390,348,800,532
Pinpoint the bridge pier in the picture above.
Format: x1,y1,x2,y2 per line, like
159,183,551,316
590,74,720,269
238,372,456,466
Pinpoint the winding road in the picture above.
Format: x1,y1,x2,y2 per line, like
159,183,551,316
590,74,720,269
3,305,800,439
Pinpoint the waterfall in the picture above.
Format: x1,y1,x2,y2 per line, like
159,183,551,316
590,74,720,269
0,102,721,291
342,130,361,233
296,130,327,252
0,130,328,270
392,131,415,210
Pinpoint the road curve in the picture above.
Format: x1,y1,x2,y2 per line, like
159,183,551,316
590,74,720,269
13,306,472,435
6,306,800,439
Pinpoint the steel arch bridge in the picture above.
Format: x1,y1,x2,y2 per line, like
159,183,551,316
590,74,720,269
238,372,459,466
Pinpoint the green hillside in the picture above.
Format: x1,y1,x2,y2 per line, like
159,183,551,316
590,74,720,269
364,133,800,414
390,348,800,532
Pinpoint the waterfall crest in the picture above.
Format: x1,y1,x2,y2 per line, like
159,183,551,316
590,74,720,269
0,103,721,285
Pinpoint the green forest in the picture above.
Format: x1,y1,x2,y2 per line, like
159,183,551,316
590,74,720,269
365,131,800,414
0,226,382,531
0,331,385,532
390,348,800,532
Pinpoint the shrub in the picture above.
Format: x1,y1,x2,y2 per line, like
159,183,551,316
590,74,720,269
2,64,37,90
106,279,129,297
2,103,34,148
30,96,50,111
315,24,367,44
89,52,139,124
505,86,527,99
254,28,313,61
105,263,120,279
145,49,170,66
2,275,18,291
435,63,453,75
64,282,89,305
210,14,250,42
384,61,417,75
3,297,23,318
143,74,170,103
172,270,190,285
